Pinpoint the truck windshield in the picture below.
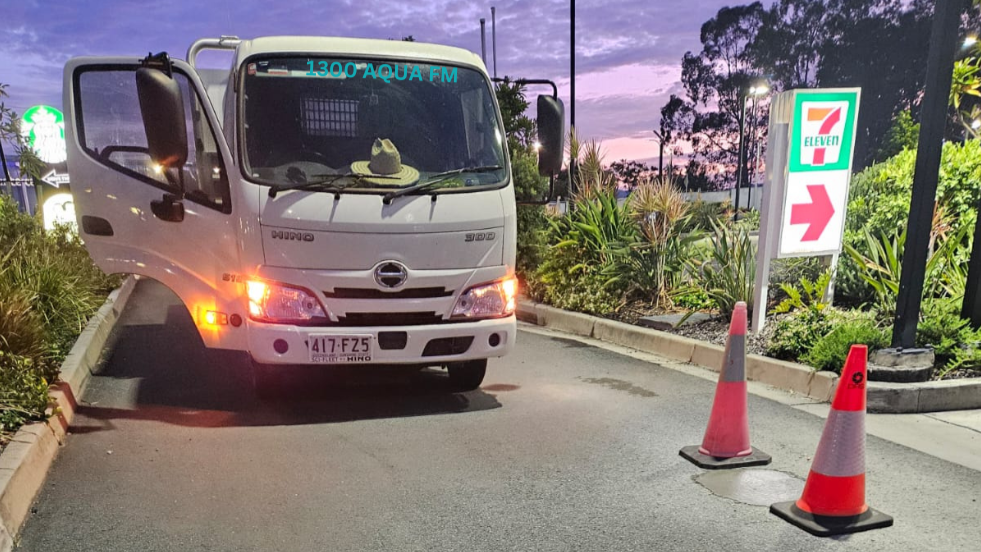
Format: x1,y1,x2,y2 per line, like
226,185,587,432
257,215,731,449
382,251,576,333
241,56,508,194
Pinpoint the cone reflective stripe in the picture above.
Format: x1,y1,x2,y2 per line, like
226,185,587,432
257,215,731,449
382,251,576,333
699,304,751,458
770,345,893,536
797,409,866,516
679,302,770,469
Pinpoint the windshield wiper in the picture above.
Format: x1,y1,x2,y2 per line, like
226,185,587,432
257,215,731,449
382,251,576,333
268,172,398,199
382,165,502,204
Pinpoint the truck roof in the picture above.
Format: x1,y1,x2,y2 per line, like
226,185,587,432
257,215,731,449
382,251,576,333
236,36,486,71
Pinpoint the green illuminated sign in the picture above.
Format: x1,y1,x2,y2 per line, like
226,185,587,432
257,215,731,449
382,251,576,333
788,91,858,173
21,105,67,164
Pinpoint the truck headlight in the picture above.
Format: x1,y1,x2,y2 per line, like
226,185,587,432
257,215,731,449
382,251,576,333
246,280,329,325
451,276,518,319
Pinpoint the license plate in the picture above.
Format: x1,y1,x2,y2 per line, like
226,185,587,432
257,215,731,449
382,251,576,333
309,335,373,363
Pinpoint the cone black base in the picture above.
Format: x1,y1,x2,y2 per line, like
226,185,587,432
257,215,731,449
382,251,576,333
770,501,893,537
679,445,772,469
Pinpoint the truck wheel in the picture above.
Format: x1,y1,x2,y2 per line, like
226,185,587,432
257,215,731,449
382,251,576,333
251,359,281,401
446,359,487,391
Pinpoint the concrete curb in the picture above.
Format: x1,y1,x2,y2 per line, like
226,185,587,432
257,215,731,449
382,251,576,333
520,300,981,412
0,275,137,552
518,300,838,403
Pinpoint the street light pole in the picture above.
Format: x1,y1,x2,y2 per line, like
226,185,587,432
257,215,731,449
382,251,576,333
734,93,747,215
569,0,576,197
747,93,760,209
652,129,665,178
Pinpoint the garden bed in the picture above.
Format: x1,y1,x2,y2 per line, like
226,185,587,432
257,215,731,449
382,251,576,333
0,196,120,451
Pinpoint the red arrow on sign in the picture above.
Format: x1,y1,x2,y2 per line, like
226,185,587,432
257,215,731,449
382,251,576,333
790,184,834,241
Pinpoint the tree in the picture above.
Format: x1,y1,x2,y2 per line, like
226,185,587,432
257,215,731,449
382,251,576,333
662,0,978,183
0,83,44,188
495,77,537,152
495,78,549,276
673,3,768,189
608,159,652,189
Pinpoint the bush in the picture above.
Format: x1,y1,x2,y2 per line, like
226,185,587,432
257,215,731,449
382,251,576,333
767,308,834,361
528,188,634,315
689,220,756,318
0,352,50,436
0,195,117,434
801,314,889,373
683,197,730,232
605,176,697,308
516,205,549,278
838,140,981,301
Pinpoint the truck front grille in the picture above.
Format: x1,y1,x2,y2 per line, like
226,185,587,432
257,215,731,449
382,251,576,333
335,312,445,327
324,287,452,299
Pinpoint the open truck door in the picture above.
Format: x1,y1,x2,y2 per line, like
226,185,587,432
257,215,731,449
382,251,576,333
64,54,247,351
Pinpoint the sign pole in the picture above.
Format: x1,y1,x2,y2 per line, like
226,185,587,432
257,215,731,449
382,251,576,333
752,88,860,332
752,92,792,332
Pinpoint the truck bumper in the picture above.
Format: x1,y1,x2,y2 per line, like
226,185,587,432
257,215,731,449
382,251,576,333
247,316,516,365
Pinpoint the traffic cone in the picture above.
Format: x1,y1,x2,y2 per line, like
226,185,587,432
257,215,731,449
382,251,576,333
770,345,893,536
680,302,771,469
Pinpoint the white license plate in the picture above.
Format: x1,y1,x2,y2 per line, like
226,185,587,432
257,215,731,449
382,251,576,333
309,335,373,363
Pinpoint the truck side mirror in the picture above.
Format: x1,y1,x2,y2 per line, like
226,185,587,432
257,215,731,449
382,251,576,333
136,67,188,171
536,95,565,176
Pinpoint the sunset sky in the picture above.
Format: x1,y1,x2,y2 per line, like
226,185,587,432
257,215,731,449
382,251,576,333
1,0,735,165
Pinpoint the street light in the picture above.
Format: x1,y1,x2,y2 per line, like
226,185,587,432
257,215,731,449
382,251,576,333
735,82,769,216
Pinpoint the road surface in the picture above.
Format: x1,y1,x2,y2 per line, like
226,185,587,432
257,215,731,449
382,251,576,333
17,279,981,551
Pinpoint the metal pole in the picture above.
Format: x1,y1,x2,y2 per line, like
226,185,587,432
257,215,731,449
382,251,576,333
658,134,664,178
892,0,963,348
747,94,759,209
734,94,747,214
491,7,497,79
569,0,576,197
963,202,981,326
480,19,487,65
0,139,12,198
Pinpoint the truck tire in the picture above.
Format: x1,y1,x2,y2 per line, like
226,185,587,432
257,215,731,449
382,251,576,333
446,359,487,391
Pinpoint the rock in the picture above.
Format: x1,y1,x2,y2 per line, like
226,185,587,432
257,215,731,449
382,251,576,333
638,312,713,331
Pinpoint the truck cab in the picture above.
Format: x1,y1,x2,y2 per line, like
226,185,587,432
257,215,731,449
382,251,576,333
63,36,563,393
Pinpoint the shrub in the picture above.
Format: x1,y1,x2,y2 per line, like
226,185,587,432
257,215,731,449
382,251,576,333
683,197,730,232
516,205,549,278
838,140,981,301
0,195,117,434
772,269,831,314
0,352,50,435
605,176,696,308
801,314,889,373
766,308,833,361
528,187,634,315
689,220,756,318
844,223,969,314
917,298,981,369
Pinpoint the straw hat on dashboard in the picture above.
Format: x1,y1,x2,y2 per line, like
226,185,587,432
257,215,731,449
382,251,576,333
351,138,420,185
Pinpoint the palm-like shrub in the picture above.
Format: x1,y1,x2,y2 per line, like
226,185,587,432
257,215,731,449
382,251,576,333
689,220,757,318
603,176,695,308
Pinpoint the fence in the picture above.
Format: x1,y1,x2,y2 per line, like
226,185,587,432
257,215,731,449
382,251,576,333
1,179,38,215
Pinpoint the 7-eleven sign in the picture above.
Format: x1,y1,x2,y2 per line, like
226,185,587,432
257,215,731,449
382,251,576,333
779,89,860,256
789,92,858,173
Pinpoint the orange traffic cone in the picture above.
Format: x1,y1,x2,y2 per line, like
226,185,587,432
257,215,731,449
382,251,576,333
680,302,771,469
770,345,893,536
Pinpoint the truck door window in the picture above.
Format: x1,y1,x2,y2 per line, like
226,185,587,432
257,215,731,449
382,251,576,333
75,68,230,212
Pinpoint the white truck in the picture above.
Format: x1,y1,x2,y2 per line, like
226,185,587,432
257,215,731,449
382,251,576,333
63,36,563,394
